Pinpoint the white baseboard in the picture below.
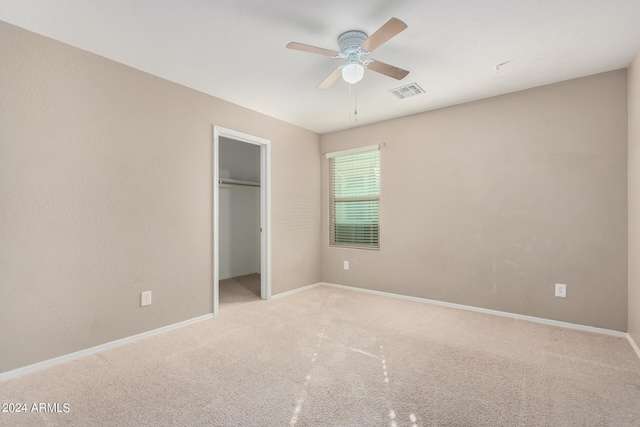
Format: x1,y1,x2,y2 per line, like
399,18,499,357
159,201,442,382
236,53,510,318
0,313,214,383
628,334,640,360
320,282,628,338
270,282,322,300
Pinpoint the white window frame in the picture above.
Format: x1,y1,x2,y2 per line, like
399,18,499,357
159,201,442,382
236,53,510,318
326,145,380,250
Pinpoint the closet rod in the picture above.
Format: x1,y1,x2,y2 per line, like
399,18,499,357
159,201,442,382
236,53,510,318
218,178,260,187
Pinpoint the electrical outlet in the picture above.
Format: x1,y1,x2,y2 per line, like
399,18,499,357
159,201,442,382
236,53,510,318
344,261,349,270
555,283,567,298
141,291,152,307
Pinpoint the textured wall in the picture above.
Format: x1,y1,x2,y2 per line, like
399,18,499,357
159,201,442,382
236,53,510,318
0,21,321,373
321,70,628,331
629,50,640,348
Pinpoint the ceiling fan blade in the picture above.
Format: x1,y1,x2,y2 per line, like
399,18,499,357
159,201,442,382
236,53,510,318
360,17,407,52
366,60,409,80
317,67,343,90
286,42,338,57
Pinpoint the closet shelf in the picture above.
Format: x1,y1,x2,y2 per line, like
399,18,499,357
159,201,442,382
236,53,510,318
219,178,260,187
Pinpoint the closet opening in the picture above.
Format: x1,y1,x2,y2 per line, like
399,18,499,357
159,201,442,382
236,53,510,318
213,127,271,315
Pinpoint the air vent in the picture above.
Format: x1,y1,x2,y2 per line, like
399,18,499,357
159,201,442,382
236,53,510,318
388,83,425,99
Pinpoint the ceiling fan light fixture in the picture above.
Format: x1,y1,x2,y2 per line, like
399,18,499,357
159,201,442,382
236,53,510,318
342,62,364,84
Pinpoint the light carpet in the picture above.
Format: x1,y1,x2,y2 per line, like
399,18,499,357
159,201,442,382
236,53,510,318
1,285,639,426
219,274,261,309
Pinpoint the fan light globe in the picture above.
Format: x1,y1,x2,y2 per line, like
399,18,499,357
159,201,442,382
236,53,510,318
342,63,364,84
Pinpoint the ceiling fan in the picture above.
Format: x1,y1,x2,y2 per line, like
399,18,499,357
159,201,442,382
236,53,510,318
286,17,409,89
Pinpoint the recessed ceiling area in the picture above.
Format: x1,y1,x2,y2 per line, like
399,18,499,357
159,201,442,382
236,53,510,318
1,0,639,134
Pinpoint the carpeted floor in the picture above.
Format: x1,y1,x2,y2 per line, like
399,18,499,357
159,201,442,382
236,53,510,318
1,285,639,426
219,273,262,309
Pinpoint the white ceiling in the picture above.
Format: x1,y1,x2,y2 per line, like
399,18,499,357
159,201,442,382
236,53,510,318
1,0,640,134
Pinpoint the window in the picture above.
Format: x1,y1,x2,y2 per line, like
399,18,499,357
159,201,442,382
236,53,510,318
327,146,380,250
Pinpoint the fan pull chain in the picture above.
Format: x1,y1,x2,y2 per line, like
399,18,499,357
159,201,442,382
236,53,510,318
348,83,352,126
354,85,358,122
348,83,358,127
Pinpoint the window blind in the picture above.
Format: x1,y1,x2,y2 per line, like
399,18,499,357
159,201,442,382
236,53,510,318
329,148,380,249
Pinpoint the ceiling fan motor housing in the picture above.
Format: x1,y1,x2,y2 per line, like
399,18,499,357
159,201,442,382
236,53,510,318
338,30,368,55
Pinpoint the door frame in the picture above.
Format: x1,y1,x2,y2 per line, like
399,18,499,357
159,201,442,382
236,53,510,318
213,126,271,316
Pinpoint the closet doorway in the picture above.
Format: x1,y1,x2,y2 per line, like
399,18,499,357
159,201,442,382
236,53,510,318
213,127,271,315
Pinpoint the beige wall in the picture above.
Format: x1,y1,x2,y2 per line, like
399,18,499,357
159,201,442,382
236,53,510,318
321,70,628,331
629,49,640,348
0,21,321,373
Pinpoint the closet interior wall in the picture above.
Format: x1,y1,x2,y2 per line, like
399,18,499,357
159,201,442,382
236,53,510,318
218,137,261,280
